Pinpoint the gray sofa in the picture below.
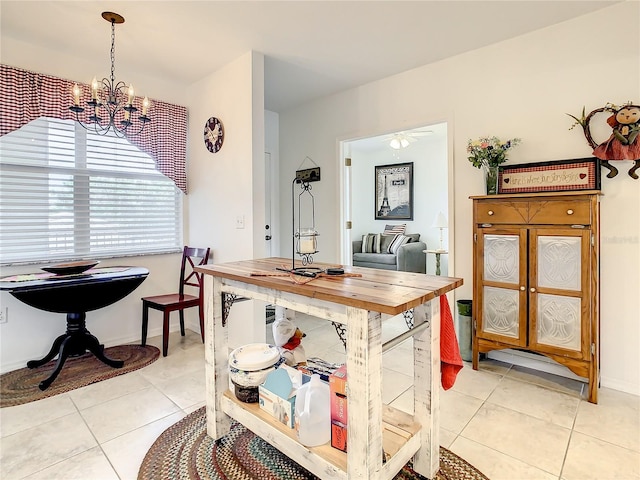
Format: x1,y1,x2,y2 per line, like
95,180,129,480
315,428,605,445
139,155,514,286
352,233,426,273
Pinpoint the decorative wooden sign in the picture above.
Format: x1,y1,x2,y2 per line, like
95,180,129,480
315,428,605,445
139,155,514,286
498,157,601,194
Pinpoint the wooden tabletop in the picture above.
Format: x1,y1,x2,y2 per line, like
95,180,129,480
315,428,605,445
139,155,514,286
196,257,462,316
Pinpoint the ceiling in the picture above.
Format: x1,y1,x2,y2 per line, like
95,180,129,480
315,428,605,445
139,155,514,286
0,1,620,113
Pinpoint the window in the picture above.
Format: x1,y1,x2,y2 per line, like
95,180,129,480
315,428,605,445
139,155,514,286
0,117,182,265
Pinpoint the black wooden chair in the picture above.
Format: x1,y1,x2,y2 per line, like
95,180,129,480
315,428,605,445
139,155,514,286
141,246,210,356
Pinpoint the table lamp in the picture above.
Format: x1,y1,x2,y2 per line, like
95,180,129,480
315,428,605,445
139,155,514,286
432,211,448,252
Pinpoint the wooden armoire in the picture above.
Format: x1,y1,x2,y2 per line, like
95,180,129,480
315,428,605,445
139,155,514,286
471,191,600,403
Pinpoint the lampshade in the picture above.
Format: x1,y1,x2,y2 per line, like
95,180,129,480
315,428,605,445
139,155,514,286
432,211,448,252
432,211,448,229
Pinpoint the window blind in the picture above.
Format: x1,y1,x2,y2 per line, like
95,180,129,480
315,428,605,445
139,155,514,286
0,117,182,265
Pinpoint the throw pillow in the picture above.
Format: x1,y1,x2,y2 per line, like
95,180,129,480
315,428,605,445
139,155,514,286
380,234,396,253
384,224,407,235
362,233,381,253
405,233,420,243
387,234,411,254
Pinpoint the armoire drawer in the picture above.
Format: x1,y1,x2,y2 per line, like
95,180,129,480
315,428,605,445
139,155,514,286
475,201,528,224
528,199,591,225
475,199,591,225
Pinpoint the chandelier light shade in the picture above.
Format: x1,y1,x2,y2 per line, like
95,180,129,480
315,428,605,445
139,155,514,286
69,12,150,137
389,134,410,150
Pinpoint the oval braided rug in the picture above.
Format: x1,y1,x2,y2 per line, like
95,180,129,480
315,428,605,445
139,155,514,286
0,344,160,408
138,407,489,480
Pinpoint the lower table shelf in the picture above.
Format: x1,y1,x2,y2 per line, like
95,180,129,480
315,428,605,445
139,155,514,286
222,390,422,479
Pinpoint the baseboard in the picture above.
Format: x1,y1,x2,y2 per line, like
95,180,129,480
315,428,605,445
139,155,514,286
0,326,175,374
487,349,587,383
1,359,31,374
600,377,640,397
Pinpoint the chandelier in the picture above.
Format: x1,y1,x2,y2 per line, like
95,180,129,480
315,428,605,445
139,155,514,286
69,12,150,137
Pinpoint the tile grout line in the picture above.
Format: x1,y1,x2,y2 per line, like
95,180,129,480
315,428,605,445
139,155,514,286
557,393,585,480
457,366,571,478
9,395,118,480
70,387,124,480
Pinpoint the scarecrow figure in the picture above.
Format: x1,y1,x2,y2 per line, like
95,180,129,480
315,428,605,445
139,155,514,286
569,102,640,179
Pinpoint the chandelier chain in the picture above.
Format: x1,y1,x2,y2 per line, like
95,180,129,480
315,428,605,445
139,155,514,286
110,20,116,87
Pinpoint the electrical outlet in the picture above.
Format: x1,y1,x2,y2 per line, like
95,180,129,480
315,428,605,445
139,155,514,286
236,215,245,229
0,307,7,324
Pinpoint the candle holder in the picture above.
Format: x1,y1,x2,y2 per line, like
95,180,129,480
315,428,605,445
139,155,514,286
278,161,321,277
296,227,318,264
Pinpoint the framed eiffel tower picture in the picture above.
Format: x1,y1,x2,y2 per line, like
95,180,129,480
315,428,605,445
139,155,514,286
375,162,414,220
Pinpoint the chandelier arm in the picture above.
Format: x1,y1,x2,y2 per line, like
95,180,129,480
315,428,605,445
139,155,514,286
124,121,149,137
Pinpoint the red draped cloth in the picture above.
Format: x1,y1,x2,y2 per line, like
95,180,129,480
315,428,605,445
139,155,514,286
440,294,463,390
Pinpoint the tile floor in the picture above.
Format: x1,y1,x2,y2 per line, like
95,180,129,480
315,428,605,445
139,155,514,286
1,313,639,480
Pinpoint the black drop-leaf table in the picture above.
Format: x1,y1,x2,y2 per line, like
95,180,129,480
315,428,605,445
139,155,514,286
0,266,149,390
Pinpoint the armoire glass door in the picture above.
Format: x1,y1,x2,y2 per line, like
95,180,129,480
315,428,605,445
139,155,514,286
478,228,527,347
529,228,591,359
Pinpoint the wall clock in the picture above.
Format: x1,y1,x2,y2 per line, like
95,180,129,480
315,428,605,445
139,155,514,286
204,117,224,153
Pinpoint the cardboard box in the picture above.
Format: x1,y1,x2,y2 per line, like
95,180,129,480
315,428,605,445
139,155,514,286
258,364,307,428
331,420,347,452
297,356,341,382
329,364,347,451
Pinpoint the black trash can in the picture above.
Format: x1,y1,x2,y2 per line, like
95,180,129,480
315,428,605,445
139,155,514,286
456,300,472,362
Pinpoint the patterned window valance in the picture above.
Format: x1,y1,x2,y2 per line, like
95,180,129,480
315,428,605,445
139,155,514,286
0,64,188,193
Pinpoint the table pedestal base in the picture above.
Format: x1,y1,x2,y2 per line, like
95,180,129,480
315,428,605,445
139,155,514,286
27,312,124,390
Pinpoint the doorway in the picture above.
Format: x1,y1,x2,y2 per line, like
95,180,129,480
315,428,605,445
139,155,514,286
340,122,452,277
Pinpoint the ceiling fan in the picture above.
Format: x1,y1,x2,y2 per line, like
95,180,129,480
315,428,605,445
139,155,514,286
385,129,434,149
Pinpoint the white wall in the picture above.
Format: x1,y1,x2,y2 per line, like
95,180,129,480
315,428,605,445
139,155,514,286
278,3,640,395
186,51,266,347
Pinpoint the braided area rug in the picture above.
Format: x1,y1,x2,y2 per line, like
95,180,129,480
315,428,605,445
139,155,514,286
0,344,160,408
138,407,489,480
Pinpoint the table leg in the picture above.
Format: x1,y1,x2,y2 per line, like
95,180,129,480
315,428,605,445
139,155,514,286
28,312,124,390
412,299,440,478
435,253,441,276
26,333,68,368
84,333,124,368
346,306,384,479
205,275,231,439
38,336,73,390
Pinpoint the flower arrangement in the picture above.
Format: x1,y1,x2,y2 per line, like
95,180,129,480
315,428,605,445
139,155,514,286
467,136,521,169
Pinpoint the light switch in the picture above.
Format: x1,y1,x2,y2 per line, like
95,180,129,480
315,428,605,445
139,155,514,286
236,215,245,229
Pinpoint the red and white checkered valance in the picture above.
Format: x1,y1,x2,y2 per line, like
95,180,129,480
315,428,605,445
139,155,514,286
0,64,188,193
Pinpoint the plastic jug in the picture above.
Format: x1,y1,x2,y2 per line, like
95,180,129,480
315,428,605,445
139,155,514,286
295,374,331,447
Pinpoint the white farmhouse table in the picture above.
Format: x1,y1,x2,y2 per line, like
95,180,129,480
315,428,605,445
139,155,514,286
196,257,462,480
